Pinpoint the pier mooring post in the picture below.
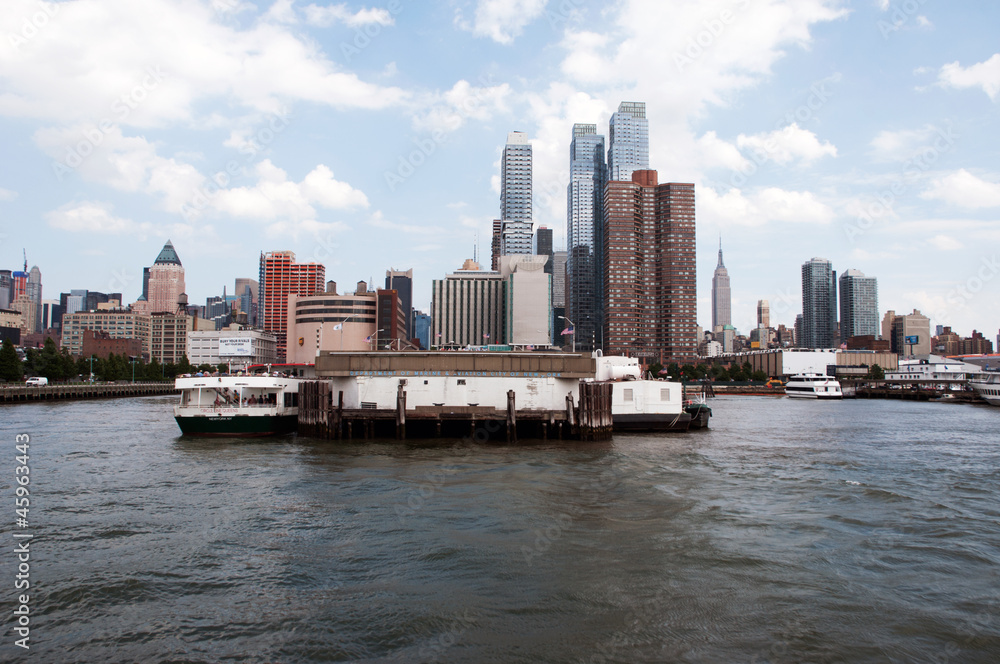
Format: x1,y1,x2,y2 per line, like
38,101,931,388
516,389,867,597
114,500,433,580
506,389,517,443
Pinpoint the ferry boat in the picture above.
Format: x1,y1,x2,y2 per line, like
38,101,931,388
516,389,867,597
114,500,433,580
785,373,843,399
173,365,310,436
968,371,1000,406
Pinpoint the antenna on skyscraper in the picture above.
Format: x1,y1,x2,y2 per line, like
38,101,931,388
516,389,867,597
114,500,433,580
23,249,27,272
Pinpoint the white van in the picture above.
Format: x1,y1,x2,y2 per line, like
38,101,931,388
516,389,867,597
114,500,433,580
25,377,48,386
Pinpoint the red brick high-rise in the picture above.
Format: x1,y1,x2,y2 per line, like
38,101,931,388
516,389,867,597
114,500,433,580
603,171,696,364
258,251,325,361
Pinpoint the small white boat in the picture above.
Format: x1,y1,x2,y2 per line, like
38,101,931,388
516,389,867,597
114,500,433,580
968,371,1000,406
785,373,843,400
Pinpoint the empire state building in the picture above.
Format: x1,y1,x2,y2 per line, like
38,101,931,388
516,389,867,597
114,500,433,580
712,239,731,332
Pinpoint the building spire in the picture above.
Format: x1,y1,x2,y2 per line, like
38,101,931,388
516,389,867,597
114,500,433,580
717,234,725,268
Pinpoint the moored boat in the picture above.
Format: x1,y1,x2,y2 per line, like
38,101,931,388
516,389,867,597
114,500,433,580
173,372,303,436
785,373,843,399
968,371,1000,406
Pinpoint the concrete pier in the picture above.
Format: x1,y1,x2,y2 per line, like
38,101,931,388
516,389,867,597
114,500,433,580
0,382,178,403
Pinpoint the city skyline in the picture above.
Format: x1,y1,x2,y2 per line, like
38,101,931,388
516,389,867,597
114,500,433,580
1,1,998,337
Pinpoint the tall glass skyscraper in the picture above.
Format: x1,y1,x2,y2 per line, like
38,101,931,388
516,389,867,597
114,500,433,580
566,123,607,352
500,131,533,255
608,101,649,182
801,257,837,348
839,269,879,340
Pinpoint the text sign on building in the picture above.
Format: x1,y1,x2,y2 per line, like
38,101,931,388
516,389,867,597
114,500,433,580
219,337,253,356
904,335,919,344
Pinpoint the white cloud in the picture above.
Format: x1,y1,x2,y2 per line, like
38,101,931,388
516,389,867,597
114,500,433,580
921,169,1000,209
0,0,407,128
936,54,1000,100
46,201,147,234
302,3,395,28
0,187,17,201
698,185,835,227
868,125,945,163
698,131,751,171
928,235,962,251
213,160,368,222
465,0,548,44
736,123,837,165
411,79,512,133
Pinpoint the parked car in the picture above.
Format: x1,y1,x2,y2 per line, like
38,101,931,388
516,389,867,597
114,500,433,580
25,377,48,386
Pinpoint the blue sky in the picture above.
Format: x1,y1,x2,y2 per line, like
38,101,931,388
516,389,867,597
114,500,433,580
1,0,998,340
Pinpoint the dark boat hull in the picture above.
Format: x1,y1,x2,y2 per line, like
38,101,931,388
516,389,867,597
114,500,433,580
174,414,298,437
613,412,692,432
685,404,712,429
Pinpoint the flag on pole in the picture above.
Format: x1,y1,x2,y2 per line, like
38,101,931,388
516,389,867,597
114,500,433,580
365,334,372,343
561,326,575,335
483,333,489,339
332,323,343,331
436,333,442,337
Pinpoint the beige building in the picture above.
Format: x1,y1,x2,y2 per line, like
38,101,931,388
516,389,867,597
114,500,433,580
431,262,505,348
150,312,192,364
61,309,151,359
10,295,38,335
892,309,931,356
285,282,379,364
500,254,551,347
147,240,186,314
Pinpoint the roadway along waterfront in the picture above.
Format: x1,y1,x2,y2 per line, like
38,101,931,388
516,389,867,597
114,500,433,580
3,394,998,661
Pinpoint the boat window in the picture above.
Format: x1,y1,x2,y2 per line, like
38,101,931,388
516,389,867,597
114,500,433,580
457,379,466,385
623,389,633,402
660,388,670,401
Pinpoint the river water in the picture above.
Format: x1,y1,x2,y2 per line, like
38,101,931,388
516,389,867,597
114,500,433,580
2,395,999,663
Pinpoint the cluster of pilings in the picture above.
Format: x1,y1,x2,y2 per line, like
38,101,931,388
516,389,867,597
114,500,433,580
0,382,178,403
297,380,614,442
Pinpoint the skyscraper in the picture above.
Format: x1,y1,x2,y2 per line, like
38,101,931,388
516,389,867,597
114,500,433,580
385,268,414,338
711,239,731,331
603,171,697,364
500,131,532,255
757,300,770,328
839,269,879,340
801,257,837,348
26,265,42,333
608,102,649,182
535,226,553,258
147,240,186,314
566,123,607,352
258,251,325,361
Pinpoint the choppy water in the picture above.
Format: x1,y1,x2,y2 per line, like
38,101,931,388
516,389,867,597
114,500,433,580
2,395,999,663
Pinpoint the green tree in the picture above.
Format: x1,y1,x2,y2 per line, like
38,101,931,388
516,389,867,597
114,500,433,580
680,364,696,381
729,365,747,381
647,361,664,378
696,363,709,379
666,362,681,380
59,348,76,381
216,362,228,373
751,369,768,382
146,357,162,381
0,339,22,382
176,354,193,375
38,337,66,380
867,363,885,380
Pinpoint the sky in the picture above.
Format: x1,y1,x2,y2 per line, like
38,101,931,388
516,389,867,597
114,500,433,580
1,0,998,341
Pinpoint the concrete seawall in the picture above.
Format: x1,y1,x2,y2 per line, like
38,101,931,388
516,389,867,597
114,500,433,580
1,382,179,403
